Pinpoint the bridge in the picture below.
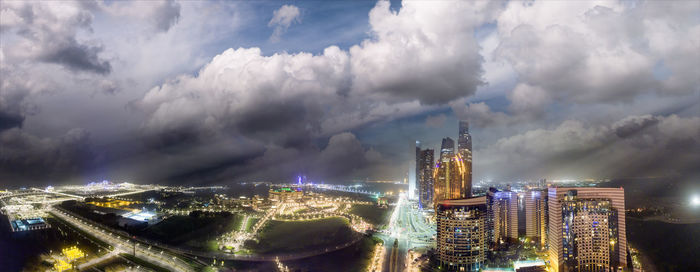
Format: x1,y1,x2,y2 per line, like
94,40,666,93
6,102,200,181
312,184,384,197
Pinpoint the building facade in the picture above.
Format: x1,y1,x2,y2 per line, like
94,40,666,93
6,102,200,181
547,187,627,272
440,137,455,162
491,190,519,243
433,153,469,210
417,148,435,209
410,141,419,200
457,121,472,197
525,190,548,248
269,187,303,202
436,197,488,271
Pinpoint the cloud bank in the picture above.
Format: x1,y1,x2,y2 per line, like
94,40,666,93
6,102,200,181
0,0,698,185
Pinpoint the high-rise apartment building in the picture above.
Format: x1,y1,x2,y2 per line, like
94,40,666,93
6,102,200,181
457,121,472,197
436,196,488,272
547,187,627,272
525,190,547,248
417,148,434,209
485,188,518,245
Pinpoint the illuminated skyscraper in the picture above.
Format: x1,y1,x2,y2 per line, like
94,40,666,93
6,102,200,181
417,148,434,209
409,141,418,200
433,152,468,210
457,121,472,153
525,190,547,248
457,121,473,197
485,188,518,245
548,187,627,272
436,196,488,272
440,137,455,162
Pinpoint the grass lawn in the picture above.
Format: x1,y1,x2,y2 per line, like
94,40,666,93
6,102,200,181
247,217,356,254
350,204,391,227
230,213,246,231
285,236,381,272
245,217,259,232
141,213,242,252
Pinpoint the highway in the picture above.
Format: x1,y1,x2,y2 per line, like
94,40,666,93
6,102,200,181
49,208,194,272
376,195,435,272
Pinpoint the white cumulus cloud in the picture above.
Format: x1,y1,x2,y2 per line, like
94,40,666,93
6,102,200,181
268,4,301,42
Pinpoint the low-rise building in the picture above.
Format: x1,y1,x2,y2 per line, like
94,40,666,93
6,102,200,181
269,187,303,202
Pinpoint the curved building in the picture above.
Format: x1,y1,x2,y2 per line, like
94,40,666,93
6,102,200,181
436,196,488,271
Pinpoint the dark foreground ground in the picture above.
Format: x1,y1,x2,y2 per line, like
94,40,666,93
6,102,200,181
626,218,700,271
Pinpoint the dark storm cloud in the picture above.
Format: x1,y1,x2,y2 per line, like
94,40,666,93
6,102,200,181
1,0,699,186
0,111,24,131
132,1,499,183
152,0,181,32
0,56,50,131
1,1,112,74
0,128,97,184
39,41,111,74
614,115,659,139
201,132,389,183
477,115,700,181
233,98,323,148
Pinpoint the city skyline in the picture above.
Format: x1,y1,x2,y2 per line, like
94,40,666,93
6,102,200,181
1,1,698,271
1,0,698,187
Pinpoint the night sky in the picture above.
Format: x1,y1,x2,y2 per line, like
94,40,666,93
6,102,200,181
1,0,698,186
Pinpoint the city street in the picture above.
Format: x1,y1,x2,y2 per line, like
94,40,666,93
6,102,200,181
376,195,435,272
49,208,194,272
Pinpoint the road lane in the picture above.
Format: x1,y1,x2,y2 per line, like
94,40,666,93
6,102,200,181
50,208,193,272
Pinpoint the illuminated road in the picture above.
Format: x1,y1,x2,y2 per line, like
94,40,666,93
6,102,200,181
106,188,155,198
77,250,120,270
50,208,193,272
31,188,84,200
376,195,435,272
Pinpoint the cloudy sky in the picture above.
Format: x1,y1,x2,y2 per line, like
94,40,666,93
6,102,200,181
1,0,698,186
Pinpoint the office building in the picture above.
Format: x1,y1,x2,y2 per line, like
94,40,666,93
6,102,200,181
457,121,473,197
436,196,488,272
417,148,435,209
548,187,627,272
525,190,547,248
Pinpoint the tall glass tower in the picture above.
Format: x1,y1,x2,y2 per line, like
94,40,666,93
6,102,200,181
457,121,472,197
